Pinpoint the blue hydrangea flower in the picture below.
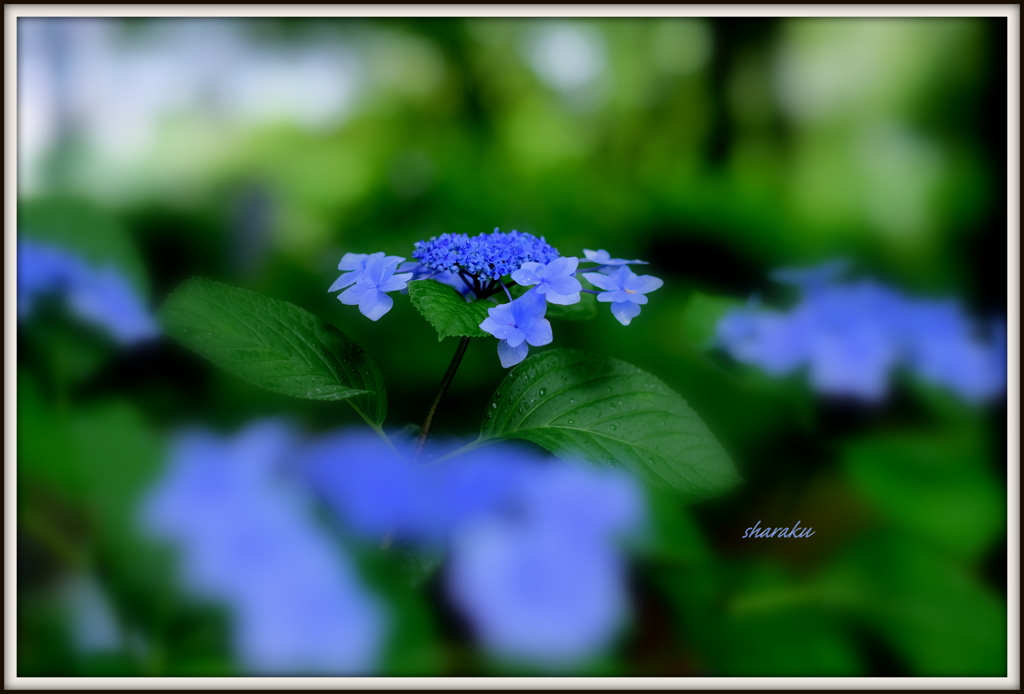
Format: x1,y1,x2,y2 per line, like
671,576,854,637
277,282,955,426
479,292,553,368
141,420,389,675
413,229,561,281
66,266,163,345
335,255,413,321
445,462,646,667
581,248,649,274
714,265,1007,405
299,432,538,547
511,257,582,306
17,241,87,316
582,266,664,326
299,430,432,544
798,281,906,401
329,252,404,293
715,304,811,377
904,304,1007,404
17,240,159,345
770,259,850,289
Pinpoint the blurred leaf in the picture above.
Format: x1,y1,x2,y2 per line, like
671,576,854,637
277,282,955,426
651,558,864,676
646,491,712,565
70,401,163,542
352,546,445,676
843,431,1004,561
19,197,150,298
546,292,598,321
480,349,740,499
19,390,168,605
22,316,113,388
159,278,387,425
681,291,742,348
17,370,79,499
818,534,1006,676
407,279,491,340
391,548,445,589
713,564,864,676
18,375,162,557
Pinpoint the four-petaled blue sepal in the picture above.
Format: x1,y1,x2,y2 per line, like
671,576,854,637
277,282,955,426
512,257,583,306
479,291,553,368
583,266,664,326
582,248,649,275
330,254,413,321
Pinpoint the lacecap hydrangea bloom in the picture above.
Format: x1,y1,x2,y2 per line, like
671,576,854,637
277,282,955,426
296,428,648,667
299,432,538,547
445,462,646,667
140,420,389,675
330,228,663,367
18,239,160,345
714,262,1007,404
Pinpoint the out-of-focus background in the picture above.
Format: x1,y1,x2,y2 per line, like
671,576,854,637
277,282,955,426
16,17,1008,677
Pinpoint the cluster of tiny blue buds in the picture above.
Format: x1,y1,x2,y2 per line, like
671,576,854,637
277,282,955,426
413,228,561,280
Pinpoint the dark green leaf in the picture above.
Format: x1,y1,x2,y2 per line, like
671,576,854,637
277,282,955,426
159,277,386,425
480,348,740,499
407,279,492,340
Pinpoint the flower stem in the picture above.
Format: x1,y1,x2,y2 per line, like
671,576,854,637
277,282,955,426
421,437,490,467
498,279,514,302
414,335,472,462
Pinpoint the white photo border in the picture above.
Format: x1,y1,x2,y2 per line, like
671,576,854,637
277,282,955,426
4,3,1019,690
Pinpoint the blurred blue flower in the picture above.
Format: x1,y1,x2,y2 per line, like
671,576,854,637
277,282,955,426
905,304,1007,404
17,241,86,315
299,429,429,544
141,420,389,675
511,257,583,306
581,248,649,274
17,240,159,345
289,425,653,668
716,306,810,377
299,432,535,547
446,462,646,667
479,292,553,367
794,281,905,401
583,266,664,326
336,254,413,321
770,259,850,289
714,265,1007,404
